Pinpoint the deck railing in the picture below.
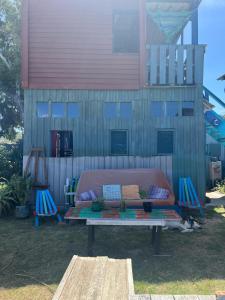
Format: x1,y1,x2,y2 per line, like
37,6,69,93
146,44,206,86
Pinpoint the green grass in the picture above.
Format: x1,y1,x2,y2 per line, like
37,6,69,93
0,208,225,299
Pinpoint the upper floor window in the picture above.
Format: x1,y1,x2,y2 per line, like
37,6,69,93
166,102,179,117
151,101,164,117
37,102,49,118
113,11,139,53
52,102,65,118
104,102,132,119
120,102,132,118
68,103,80,119
182,101,194,116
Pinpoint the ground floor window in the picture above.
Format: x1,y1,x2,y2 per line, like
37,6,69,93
111,130,128,155
51,130,73,157
157,130,174,155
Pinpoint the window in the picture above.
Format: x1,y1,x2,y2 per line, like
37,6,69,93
120,102,132,118
52,103,65,118
51,130,73,157
37,102,49,118
151,101,164,117
113,11,139,53
104,102,117,118
182,101,194,116
68,103,80,118
166,102,179,117
157,130,174,154
111,130,128,155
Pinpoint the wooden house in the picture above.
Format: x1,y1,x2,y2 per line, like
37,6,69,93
22,0,206,205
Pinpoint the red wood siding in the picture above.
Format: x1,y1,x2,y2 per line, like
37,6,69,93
24,0,141,90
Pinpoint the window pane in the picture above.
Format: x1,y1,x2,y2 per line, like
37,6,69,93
113,11,139,53
166,102,179,117
52,103,65,118
111,130,128,155
104,103,117,118
120,102,132,118
68,103,80,118
157,131,174,154
51,130,73,157
182,101,194,116
37,102,48,118
151,101,164,117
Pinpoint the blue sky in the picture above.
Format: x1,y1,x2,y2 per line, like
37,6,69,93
199,0,225,109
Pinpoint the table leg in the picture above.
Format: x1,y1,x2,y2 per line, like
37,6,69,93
153,226,161,255
88,225,95,257
152,226,156,245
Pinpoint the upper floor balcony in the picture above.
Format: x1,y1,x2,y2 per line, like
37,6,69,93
145,44,206,86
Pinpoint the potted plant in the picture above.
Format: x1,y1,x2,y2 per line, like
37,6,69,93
91,198,104,212
0,180,17,217
9,174,33,219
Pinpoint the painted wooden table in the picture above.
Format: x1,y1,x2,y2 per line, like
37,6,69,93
65,208,181,255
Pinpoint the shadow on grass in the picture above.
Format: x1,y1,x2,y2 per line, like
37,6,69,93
0,207,225,295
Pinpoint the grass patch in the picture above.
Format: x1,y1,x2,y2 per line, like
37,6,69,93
0,208,225,299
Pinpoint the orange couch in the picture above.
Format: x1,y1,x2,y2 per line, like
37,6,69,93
75,168,175,208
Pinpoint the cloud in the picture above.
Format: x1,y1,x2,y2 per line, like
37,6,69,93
201,0,225,7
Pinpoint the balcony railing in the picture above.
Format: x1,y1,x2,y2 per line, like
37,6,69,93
146,44,206,86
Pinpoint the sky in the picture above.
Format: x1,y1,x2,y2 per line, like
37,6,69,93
198,0,225,112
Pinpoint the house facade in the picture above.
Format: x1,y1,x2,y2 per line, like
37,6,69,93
22,0,206,204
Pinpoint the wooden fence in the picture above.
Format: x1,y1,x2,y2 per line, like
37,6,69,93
147,44,205,86
23,155,173,206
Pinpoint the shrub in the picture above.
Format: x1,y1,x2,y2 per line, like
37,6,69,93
0,181,17,216
0,139,23,180
216,179,225,194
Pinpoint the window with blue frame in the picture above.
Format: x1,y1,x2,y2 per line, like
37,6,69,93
151,101,164,117
67,103,80,118
120,102,132,118
104,102,117,118
182,101,194,116
52,102,65,118
37,102,49,118
166,101,179,117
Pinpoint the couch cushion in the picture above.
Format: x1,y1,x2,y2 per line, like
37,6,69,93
122,185,141,200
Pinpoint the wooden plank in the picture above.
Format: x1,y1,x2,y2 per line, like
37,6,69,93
150,46,158,85
177,46,184,85
129,296,151,300
168,46,176,84
127,259,135,296
186,45,194,84
159,46,167,85
52,255,78,300
195,46,205,84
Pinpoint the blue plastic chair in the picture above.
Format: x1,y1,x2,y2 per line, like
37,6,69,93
179,177,204,218
35,189,62,227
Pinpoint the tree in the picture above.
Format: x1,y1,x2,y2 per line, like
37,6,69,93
0,0,22,139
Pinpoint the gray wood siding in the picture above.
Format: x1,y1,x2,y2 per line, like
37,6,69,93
23,155,172,206
23,86,206,200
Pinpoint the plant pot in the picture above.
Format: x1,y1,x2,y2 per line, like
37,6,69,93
143,202,152,213
91,202,104,212
15,205,29,219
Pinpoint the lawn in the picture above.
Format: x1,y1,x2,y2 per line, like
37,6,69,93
0,208,225,300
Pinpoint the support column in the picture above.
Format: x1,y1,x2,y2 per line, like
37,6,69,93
192,9,199,45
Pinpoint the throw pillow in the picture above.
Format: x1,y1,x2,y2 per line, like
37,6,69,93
103,184,121,200
122,185,141,200
149,185,169,199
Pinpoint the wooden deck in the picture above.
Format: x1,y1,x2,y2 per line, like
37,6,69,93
52,256,134,300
